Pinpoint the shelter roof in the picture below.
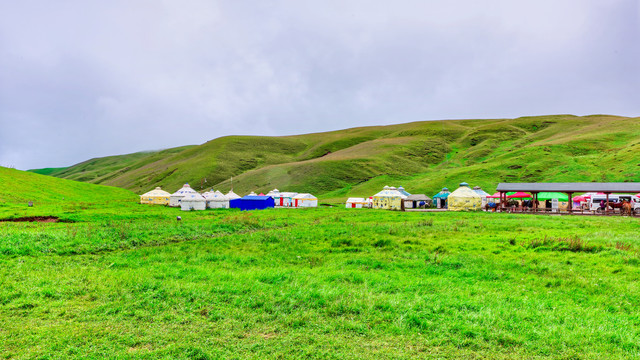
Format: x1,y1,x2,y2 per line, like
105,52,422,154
497,183,640,193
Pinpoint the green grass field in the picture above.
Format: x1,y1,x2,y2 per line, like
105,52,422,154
2,169,640,359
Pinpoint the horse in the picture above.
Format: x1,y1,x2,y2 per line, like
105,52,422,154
621,200,633,216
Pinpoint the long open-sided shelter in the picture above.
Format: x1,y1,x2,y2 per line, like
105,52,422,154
496,183,640,214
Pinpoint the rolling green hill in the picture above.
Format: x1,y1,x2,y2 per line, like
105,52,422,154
30,115,640,201
0,166,137,206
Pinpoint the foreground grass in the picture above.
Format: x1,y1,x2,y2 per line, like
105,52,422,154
1,203,640,359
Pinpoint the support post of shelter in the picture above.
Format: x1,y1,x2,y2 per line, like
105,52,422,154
532,192,538,212
567,192,572,214
605,193,610,215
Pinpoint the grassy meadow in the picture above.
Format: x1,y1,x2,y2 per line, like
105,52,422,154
2,191,640,358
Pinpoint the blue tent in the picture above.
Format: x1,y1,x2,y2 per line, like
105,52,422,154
229,196,275,211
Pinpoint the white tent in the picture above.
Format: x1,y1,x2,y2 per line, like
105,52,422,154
274,192,298,207
248,191,257,196
346,197,369,209
180,192,207,211
226,190,241,200
170,184,198,207
204,190,230,209
293,193,317,207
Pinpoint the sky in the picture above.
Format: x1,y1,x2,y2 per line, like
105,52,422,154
1,1,638,170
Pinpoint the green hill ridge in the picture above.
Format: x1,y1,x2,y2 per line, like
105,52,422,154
29,114,640,201
1,167,137,206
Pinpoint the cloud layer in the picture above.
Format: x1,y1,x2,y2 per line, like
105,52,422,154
1,0,638,169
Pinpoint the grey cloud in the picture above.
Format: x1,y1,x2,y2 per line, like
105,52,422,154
1,0,638,169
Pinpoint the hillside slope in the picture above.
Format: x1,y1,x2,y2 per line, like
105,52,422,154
0,167,137,205
30,115,640,200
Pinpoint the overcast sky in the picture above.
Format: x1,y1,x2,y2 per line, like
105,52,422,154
1,1,638,170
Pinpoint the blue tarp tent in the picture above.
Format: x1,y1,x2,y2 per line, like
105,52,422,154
229,195,275,211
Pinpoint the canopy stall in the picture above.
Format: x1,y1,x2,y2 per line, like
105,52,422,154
507,192,532,199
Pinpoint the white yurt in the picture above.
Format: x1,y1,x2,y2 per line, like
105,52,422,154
448,182,483,211
372,186,407,210
140,187,171,205
293,193,318,207
170,184,198,207
346,198,368,208
248,191,258,196
204,190,230,209
473,186,491,208
226,190,241,200
180,192,207,211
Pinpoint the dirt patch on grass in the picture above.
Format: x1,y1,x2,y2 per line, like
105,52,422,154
0,216,72,223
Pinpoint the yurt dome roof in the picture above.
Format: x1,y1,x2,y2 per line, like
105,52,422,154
141,187,171,197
